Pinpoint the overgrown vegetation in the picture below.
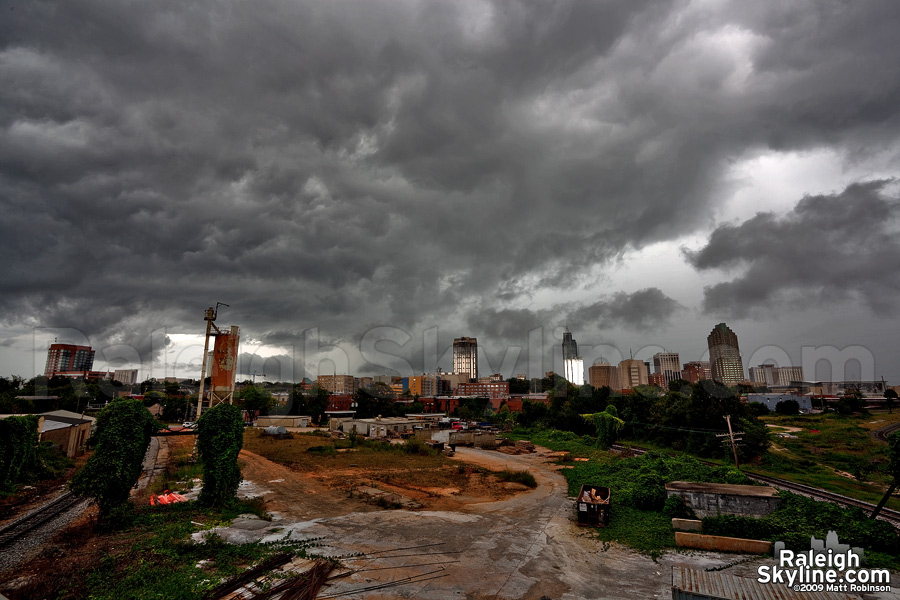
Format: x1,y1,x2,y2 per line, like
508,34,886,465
197,403,245,507
69,399,158,517
557,451,750,558
0,414,40,491
703,492,900,570
5,499,310,600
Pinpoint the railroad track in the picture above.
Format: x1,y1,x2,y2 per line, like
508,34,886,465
0,491,86,549
873,421,900,442
610,444,900,527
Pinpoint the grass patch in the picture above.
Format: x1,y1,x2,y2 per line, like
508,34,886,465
10,498,311,600
505,428,601,457
747,412,900,511
496,469,537,488
149,440,202,496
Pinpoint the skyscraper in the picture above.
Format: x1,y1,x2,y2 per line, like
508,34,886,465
617,358,649,390
45,343,95,377
452,337,478,381
707,323,744,385
588,362,617,389
562,327,584,385
652,352,681,388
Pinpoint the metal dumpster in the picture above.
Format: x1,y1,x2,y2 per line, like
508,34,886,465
576,484,610,527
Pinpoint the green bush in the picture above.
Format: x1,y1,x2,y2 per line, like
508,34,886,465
70,399,158,516
630,473,666,510
496,469,537,488
401,438,433,455
662,495,696,519
197,403,245,507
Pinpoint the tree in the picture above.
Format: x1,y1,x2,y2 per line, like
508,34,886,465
585,405,624,450
884,389,897,414
237,385,274,416
872,431,900,519
506,377,530,394
775,399,800,415
69,399,158,518
747,402,770,416
143,390,165,409
196,403,244,507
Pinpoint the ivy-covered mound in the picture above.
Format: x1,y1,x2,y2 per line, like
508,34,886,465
197,403,245,507
0,414,40,491
70,399,159,515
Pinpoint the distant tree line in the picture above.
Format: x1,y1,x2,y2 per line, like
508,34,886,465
517,378,770,461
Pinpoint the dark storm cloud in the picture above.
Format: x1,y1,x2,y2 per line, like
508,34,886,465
685,180,900,316
467,288,682,342
2,0,900,376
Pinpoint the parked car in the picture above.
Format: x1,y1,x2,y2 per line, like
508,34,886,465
182,421,195,429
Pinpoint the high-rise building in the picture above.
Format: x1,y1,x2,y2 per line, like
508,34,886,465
617,359,649,390
681,361,711,383
652,352,681,389
452,337,478,381
749,364,804,387
562,327,584,385
113,369,139,385
408,374,440,397
588,362,617,389
707,323,744,385
45,343,95,377
316,374,359,394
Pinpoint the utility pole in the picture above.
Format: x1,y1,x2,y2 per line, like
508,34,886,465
724,414,740,469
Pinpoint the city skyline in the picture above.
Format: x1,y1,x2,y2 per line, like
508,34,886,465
2,3,900,384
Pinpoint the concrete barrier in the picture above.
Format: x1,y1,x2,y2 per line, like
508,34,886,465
671,518,703,532
675,532,772,554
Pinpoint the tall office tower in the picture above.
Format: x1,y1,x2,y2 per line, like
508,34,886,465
617,358,649,390
588,362,617,389
45,343,95,376
452,337,478,381
749,364,805,387
707,323,744,385
652,352,681,388
562,327,584,385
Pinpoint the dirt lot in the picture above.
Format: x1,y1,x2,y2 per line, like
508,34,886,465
210,444,816,600
238,431,526,519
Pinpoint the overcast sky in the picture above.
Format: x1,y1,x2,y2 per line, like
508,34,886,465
2,0,900,384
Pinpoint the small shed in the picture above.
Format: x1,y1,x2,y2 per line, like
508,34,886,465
256,416,311,428
665,481,780,518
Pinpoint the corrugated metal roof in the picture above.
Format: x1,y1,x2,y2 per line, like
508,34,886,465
672,567,853,600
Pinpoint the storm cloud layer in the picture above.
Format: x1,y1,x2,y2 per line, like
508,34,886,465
2,1,900,379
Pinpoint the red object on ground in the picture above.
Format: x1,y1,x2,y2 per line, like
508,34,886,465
151,490,188,505
809,429,820,434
